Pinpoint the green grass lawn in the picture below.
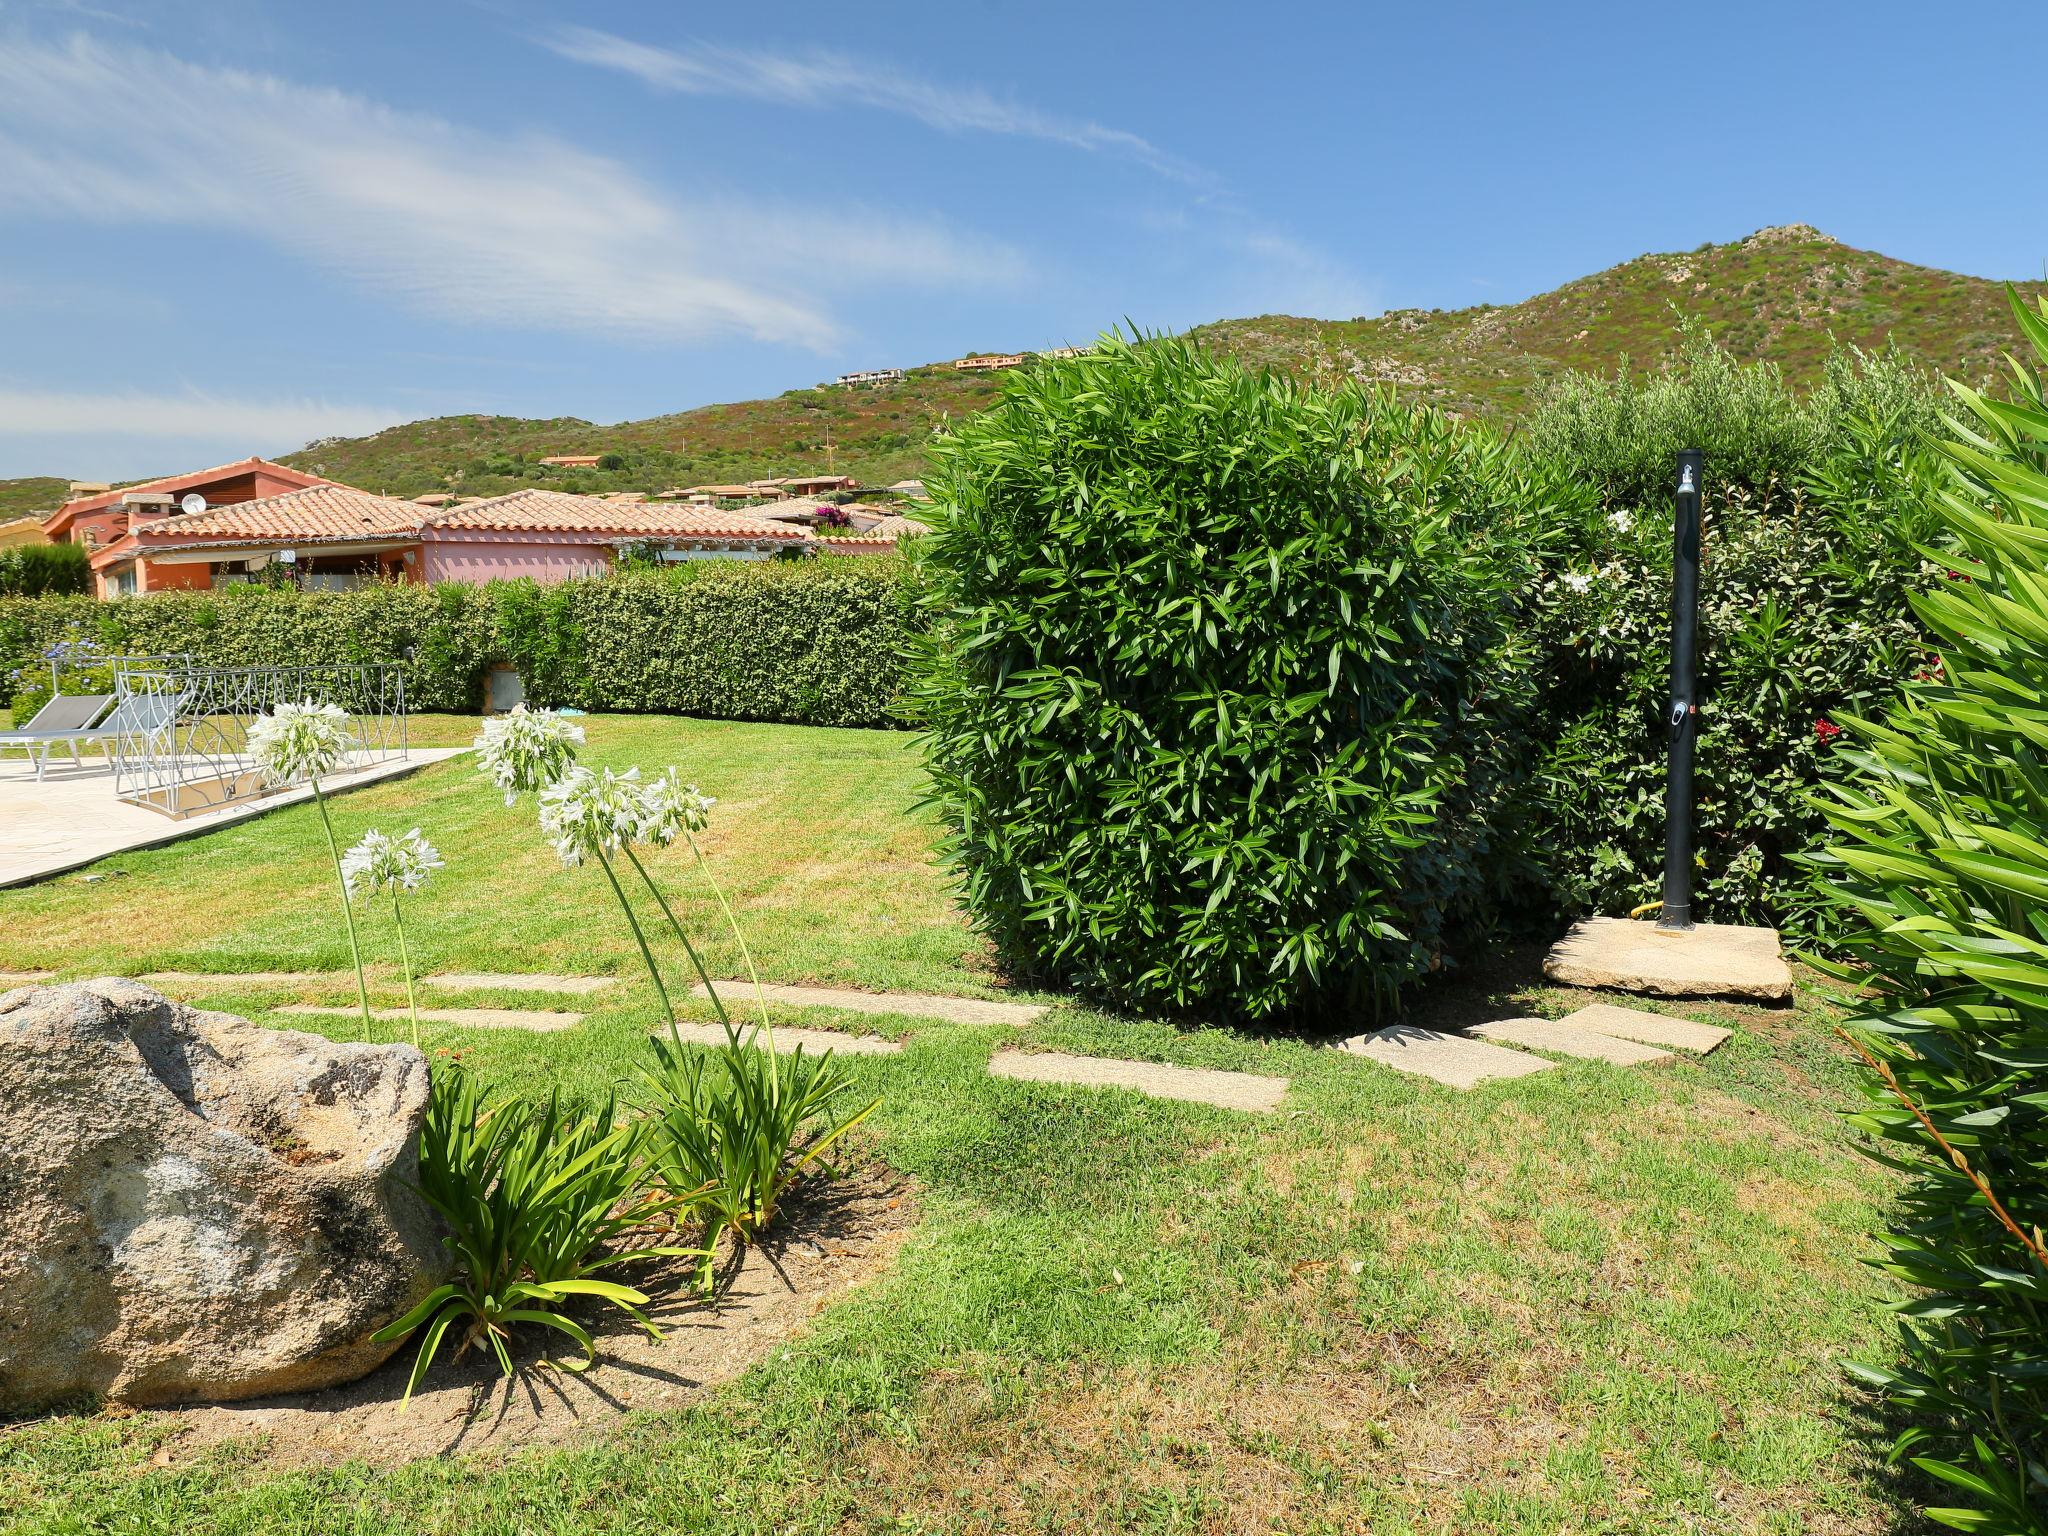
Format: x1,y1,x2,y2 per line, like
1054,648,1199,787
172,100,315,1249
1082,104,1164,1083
0,714,1913,1533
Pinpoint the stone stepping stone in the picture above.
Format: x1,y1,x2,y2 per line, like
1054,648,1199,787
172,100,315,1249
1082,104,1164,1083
425,972,617,995
143,970,330,990
1469,1016,1675,1066
1337,1025,1555,1089
649,1022,902,1056
0,970,56,987
1544,917,1792,1002
1559,1003,1733,1055
276,1003,580,1033
690,980,1045,1026
986,1049,1288,1113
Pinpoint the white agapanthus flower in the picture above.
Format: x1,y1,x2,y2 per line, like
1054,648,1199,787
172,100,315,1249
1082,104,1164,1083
248,700,352,784
341,827,444,901
473,704,586,806
538,766,645,867
637,769,715,848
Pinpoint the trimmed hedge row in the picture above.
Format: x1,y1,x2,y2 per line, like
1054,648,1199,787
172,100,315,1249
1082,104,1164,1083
0,559,908,727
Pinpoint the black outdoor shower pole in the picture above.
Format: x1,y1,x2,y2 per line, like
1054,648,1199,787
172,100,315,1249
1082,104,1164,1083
1658,448,1704,932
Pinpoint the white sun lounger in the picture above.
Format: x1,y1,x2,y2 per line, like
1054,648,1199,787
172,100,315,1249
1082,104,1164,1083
0,692,177,781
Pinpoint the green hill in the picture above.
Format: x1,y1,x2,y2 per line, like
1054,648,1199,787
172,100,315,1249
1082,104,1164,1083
281,365,1009,501
0,477,70,524
1189,224,2047,418
17,226,2045,507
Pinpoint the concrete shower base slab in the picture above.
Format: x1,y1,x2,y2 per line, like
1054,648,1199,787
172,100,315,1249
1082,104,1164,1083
1543,917,1792,1003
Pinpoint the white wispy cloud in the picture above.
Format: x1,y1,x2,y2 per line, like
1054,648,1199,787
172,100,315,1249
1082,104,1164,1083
540,26,1207,186
0,388,395,443
0,34,1025,350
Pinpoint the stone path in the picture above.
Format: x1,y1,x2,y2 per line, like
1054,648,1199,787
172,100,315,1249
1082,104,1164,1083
987,1049,1289,1113
1470,1016,1675,1066
691,979,1045,1026
426,972,617,995
1338,1026,1555,1088
0,970,56,988
276,1003,580,1033
649,1022,903,1056
1558,1003,1732,1055
1544,917,1792,1002
143,970,329,990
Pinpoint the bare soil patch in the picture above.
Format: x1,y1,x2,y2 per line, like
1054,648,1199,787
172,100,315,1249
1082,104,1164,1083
161,1163,916,1472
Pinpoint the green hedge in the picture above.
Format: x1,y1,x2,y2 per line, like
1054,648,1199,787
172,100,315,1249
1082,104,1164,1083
0,559,908,727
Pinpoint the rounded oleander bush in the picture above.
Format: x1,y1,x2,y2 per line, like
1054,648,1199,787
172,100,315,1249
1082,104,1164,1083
910,333,1556,1022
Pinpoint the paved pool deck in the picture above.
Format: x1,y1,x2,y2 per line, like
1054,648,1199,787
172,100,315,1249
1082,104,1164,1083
0,748,468,889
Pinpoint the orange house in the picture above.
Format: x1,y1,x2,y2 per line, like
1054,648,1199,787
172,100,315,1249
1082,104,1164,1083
44,458,331,597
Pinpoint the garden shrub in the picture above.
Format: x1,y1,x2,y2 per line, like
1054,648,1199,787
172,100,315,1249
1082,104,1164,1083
0,542,89,597
1521,341,1950,936
0,559,908,726
911,333,1553,1022
1812,289,2048,1534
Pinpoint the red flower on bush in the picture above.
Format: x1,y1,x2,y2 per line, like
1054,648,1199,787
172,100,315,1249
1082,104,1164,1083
1814,717,1842,745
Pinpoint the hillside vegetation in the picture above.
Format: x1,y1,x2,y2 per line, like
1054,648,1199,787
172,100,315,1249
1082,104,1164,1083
16,227,2045,503
1192,225,2048,417
0,477,70,523
279,366,1008,501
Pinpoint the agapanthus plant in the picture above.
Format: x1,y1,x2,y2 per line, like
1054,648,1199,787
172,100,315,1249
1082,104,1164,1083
249,701,371,1027
474,705,585,806
342,827,444,1045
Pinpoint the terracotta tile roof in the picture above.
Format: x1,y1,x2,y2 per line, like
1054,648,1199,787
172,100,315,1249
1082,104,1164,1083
423,488,807,540
132,484,425,544
48,457,328,529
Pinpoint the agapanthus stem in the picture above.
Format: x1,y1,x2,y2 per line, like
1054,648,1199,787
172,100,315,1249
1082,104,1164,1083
684,831,771,1035
622,845,731,1031
313,781,371,1028
596,847,676,1032
391,890,421,1050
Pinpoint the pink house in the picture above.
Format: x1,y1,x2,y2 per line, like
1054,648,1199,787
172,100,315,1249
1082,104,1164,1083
93,483,835,593
418,489,807,580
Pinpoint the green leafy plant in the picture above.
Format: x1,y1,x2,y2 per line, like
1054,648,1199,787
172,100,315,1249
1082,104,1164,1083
639,1023,878,1289
910,330,1550,1022
1809,287,2048,1534
372,1065,698,1405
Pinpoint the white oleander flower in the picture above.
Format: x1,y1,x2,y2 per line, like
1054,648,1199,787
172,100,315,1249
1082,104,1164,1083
637,769,715,848
474,704,585,806
538,766,644,867
248,700,352,784
1561,571,1594,594
341,827,444,901
1609,509,1633,534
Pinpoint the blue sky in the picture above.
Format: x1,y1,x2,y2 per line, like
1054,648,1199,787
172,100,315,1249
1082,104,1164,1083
0,0,2043,480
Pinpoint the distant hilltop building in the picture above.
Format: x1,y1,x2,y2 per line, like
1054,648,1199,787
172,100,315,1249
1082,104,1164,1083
952,346,1091,372
836,368,904,388
538,454,603,468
